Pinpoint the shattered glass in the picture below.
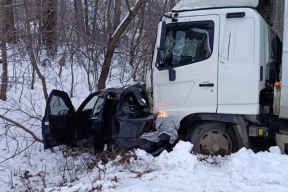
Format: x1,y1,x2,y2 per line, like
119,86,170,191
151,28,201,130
182,38,198,57
162,21,214,67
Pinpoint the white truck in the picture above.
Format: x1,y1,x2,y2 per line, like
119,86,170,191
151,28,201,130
146,0,288,155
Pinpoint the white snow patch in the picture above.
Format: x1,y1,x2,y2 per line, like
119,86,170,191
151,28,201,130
157,141,196,170
269,146,281,154
1,139,288,191
227,148,288,191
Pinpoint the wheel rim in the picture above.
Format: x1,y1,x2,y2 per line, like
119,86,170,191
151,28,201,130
198,129,233,156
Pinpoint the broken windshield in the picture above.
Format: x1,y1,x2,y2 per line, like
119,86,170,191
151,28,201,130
164,20,214,68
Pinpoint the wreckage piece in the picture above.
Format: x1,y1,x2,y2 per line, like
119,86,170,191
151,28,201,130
140,115,180,144
97,83,157,150
109,112,156,149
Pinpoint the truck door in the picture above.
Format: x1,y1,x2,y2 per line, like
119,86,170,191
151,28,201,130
42,90,76,149
153,15,219,119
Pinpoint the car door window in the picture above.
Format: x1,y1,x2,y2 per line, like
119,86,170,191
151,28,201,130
83,95,98,111
92,97,104,115
50,95,69,115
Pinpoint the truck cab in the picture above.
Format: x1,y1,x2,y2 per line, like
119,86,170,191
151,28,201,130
146,0,288,155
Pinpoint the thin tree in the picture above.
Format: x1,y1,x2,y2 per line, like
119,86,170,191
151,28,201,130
84,0,90,37
42,0,58,56
97,0,148,90
23,0,49,101
0,0,8,101
74,0,85,44
113,0,121,32
5,0,16,44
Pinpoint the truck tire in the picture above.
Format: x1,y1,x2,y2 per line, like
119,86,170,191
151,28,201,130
189,121,239,156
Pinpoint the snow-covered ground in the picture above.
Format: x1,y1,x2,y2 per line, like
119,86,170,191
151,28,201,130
1,140,288,192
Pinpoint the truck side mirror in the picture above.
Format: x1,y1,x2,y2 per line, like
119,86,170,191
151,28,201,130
155,21,166,68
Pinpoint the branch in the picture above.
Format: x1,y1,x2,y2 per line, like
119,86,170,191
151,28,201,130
0,114,42,143
0,141,35,164
111,0,148,40
125,0,131,12
0,114,55,153
5,3,24,8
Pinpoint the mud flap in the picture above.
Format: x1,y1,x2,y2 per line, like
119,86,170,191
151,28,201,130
232,115,250,149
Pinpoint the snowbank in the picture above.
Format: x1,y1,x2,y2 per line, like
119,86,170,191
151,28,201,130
1,141,288,192
227,148,288,191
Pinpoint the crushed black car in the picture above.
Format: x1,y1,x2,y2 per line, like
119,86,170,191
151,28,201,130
42,83,176,155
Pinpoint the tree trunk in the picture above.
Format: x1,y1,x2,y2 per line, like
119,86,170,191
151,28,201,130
129,6,145,66
113,0,121,32
31,66,35,90
24,0,49,102
97,0,148,90
0,0,8,101
84,0,90,37
92,0,99,35
5,0,16,44
70,59,74,97
106,0,112,37
163,0,168,13
42,0,57,57
74,0,85,44
168,0,178,10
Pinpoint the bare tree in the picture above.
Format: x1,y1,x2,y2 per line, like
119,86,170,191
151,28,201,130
0,0,8,101
91,0,99,36
168,0,178,11
129,5,145,67
23,0,49,101
113,0,121,32
74,0,85,44
97,0,149,90
5,0,16,43
83,0,90,37
106,0,113,37
41,0,58,56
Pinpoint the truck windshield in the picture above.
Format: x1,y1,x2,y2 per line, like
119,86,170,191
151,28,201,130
164,20,214,68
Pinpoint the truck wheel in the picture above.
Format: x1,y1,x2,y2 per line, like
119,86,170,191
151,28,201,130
189,122,239,156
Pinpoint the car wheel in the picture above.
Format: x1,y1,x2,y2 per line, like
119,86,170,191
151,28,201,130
189,121,239,156
107,141,120,153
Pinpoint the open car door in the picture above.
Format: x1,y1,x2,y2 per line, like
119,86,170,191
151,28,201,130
42,90,76,149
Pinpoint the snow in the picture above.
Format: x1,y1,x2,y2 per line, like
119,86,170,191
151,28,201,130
227,148,288,191
1,139,288,192
269,146,281,154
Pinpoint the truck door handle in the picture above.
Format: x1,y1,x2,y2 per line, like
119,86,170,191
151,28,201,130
199,83,214,87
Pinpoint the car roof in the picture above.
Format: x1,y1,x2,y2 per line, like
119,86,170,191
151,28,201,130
98,83,145,98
